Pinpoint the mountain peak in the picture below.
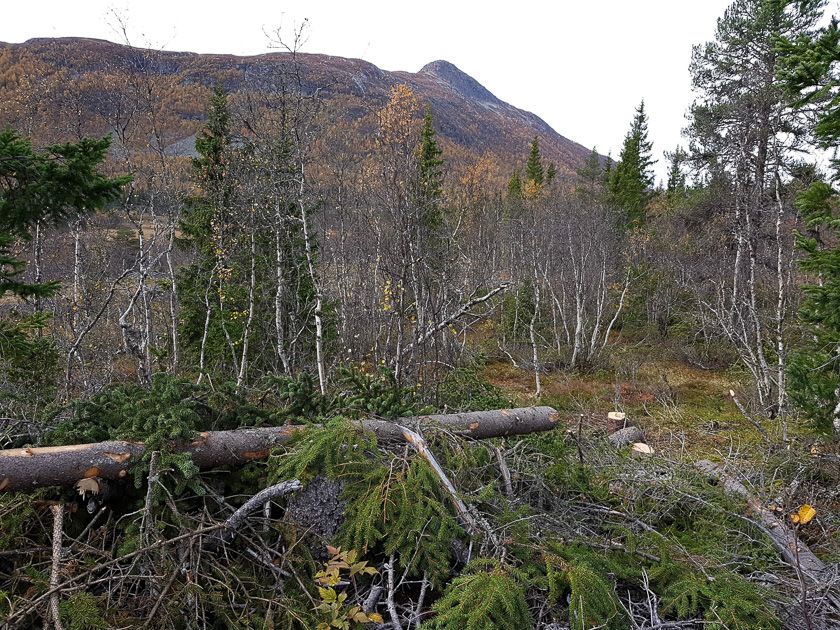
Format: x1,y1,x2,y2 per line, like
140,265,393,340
419,60,499,104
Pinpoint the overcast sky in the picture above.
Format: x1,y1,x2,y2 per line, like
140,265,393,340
3,1,744,182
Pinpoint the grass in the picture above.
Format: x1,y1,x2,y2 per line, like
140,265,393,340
480,355,776,461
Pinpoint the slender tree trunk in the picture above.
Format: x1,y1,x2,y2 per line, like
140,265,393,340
274,204,292,375
236,224,258,389
298,177,327,394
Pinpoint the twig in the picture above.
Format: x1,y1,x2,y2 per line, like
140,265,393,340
49,504,65,630
140,450,160,550
385,555,404,630
142,565,179,628
410,571,429,629
492,445,513,498
7,523,226,626
729,389,770,445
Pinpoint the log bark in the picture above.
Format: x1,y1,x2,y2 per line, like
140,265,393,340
0,407,560,492
696,459,827,580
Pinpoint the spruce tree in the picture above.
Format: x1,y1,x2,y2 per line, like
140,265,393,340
507,170,523,200
578,147,602,185
418,105,444,231
546,162,557,184
0,129,127,405
602,152,613,187
0,131,128,299
177,85,239,375
609,101,654,227
665,147,687,197
525,136,544,186
779,8,840,434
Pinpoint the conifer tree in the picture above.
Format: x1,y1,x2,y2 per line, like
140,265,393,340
578,147,602,185
177,85,240,376
0,129,127,405
602,152,613,186
0,131,128,300
525,136,544,186
609,101,654,226
507,169,523,200
665,147,687,197
546,162,557,184
779,7,840,434
418,105,445,231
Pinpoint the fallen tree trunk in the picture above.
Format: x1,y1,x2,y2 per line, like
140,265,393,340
696,459,827,580
0,407,560,492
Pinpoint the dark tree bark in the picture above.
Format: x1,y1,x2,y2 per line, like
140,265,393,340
0,407,560,492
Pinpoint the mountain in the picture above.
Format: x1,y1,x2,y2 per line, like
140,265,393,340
0,37,594,176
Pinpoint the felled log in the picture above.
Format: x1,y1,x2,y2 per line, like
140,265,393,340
696,459,827,580
0,407,560,492
608,426,644,447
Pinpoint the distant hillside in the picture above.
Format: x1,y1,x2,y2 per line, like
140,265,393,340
0,37,595,176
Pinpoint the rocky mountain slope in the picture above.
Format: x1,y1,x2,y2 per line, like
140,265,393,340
0,37,594,175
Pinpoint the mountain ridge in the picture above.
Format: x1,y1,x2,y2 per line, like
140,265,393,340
0,37,595,176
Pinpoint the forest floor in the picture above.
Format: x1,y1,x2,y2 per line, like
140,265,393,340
482,355,787,462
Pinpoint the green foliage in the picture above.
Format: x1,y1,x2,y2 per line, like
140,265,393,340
501,281,537,342
59,592,108,630
542,544,627,630
260,371,332,421
665,146,688,197
339,459,461,587
270,417,377,483
525,136,544,186
313,546,383,629
649,562,780,629
418,105,445,232
577,147,602,187
334,366,428,419
436,362,513,411
778,6,840,432
270,413,460,587
47,375,231,491
0,129,128,298
566,564,623,630
423,558,533,630
608,101,654,227
507,169,523,199
786,179,840,432
546,541,643,585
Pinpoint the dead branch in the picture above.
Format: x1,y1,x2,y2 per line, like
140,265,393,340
696,459,827,580
49,505,65,630
208,479,302,549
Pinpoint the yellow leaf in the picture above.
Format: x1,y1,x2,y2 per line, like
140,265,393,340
792,504,816,526
368,613,384,623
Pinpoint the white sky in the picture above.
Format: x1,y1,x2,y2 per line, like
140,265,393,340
2,0,740,183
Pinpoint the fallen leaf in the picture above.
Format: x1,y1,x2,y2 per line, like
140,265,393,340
791,504,816,525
